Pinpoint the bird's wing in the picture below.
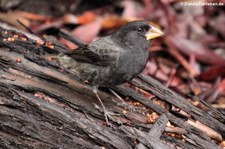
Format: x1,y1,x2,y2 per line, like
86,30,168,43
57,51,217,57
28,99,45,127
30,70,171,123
66,37,121,66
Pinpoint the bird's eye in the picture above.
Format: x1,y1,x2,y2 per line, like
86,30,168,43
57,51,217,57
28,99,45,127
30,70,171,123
137,27,144,33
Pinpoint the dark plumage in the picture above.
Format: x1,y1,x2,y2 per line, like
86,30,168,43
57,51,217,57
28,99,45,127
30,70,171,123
59,21,163,87
58,20,163,124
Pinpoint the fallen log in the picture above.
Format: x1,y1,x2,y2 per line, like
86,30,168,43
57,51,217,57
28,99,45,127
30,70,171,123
0,25,224,149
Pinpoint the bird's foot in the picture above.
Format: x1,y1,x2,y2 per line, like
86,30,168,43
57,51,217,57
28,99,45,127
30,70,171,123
109,89,137,112
105,111,123,126
94,104,123,126
93,87,123,126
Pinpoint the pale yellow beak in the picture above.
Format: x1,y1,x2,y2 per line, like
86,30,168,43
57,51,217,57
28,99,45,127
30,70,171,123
145,25,164,40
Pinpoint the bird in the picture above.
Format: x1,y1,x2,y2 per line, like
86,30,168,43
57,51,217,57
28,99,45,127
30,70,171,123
57,20,164,125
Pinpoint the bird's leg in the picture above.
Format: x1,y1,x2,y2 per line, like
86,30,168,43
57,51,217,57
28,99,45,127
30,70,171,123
93,86,109,125
109,88,137,112
109,88,124,102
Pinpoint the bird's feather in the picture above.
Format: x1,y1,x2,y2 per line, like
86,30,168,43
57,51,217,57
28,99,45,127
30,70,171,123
66,36,121,66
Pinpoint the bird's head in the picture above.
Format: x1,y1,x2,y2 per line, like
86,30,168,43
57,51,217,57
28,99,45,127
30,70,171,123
113,20,164,49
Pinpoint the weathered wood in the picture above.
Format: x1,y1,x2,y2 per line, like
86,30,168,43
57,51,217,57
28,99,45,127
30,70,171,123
113,85,222,149
135,75,225,135
0,26,224,149
147,114,169,139
136,114,174,149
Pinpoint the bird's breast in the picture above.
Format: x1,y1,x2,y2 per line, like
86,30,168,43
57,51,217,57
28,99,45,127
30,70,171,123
112,50,149,81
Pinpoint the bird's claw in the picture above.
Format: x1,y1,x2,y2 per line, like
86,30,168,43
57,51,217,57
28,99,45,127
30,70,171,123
105,111,123,126
94,106,123,126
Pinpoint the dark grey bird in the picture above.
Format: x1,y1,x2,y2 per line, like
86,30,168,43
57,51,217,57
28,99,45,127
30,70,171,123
58,20,163,125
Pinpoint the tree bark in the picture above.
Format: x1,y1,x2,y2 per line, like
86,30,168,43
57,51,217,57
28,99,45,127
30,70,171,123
0,26,224,149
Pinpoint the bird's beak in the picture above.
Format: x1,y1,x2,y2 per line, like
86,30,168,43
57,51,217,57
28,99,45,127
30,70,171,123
145,25,164,40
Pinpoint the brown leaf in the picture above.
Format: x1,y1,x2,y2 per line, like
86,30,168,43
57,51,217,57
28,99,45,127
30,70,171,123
0,12,30,29
72,18,103,42
198,65,225,81
167,36,225,65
